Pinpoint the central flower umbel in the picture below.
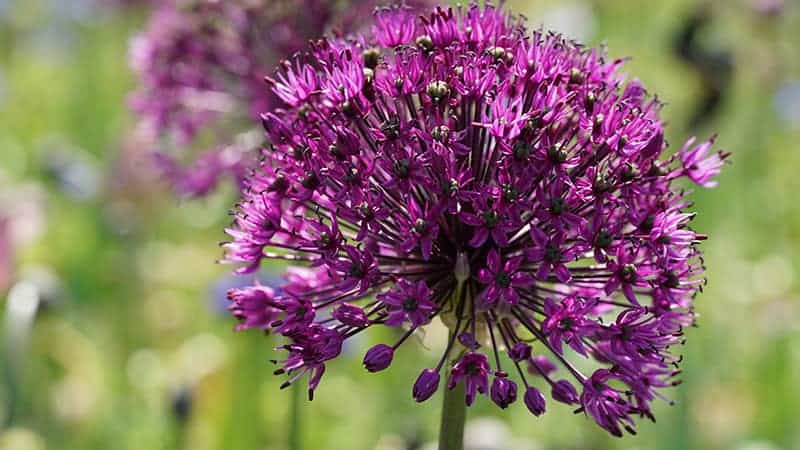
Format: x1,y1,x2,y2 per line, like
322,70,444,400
224,3,725,437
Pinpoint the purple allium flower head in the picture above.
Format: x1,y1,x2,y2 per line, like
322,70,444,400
130,0,429,197
222,2,726,435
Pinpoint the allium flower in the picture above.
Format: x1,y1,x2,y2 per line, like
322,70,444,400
130,0,427,197
223,3,727,436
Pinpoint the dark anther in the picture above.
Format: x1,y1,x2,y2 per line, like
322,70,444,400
620,264,638,283
639,214,654,233
648,163,669,177
413,218,427,234
443,178,459,196
595,230,613,248
621,164,639,182
487,46,506,61
584,91,597,112
268,174,289,193
431,125,450,143
664,271,680,288
482,210,499,228
362,67,374,84
593,175,613,194
550,198,566,215
329,143,345,159
292,144,309,160
544,244,562,262
363,47,381,69
393,158,410,178
569,67,584,84
340,101,357,117
381,118,400,140
558,317,574,331
416,35,434,51
548,145,568,164
349,263,365,278
502,184,518,202
426,80,450,103
301,171,320,190
343,166,359,183
593,113,605,130
495,271,511,288
618,134,629,149
358,202,373,219
513,141,531,160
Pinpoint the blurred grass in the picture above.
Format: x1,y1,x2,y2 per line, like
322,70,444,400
1,1,799,449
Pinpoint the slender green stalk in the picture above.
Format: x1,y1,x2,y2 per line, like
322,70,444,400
438,378,466,450
438,255,469,450
288,383,303,450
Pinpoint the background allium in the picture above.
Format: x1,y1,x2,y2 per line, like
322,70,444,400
223,3,727,437
129,0,425,197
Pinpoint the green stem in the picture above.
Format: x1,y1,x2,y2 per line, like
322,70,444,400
438,370,467,450
288,383,303,450
438,257,469,450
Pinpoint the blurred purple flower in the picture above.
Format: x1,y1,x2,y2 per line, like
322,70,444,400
750,0,785,17
129,0,428,197
0,216,12,293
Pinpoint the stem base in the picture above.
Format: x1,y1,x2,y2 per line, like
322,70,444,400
438,381,466,450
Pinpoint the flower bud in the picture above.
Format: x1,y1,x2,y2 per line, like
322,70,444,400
490,374,518,409
413,368,440,402
528,355,557,377
551,379,579,405
508,342,531,362
457,332,480,350
524,386,546,416
332,303,369,327
363,344,394,372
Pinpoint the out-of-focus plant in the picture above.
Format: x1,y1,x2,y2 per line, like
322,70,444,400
129,0,427,197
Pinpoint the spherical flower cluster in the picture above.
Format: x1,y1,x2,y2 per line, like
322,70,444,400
129,0,418,196
223,3,727,437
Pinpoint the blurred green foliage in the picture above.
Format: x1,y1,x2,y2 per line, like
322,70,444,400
1,1,799,449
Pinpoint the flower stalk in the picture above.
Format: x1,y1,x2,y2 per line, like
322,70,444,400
438,274,468,450
438,370,466,450
289,383,303,450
